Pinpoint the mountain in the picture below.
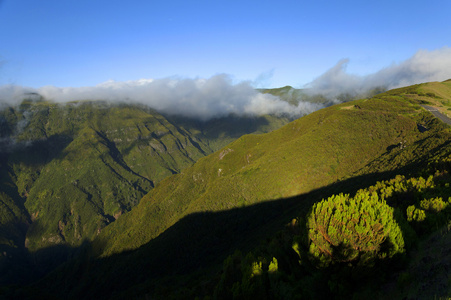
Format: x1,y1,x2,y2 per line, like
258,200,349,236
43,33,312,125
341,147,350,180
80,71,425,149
11,80,451,299
94,81,450,257
258,84,387,106
0,98,292,284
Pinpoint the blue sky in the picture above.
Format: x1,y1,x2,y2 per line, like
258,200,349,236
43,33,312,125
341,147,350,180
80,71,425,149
1,0,450,88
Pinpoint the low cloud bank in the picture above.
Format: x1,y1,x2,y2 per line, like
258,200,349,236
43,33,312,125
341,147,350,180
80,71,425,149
0,74,319,120
1,47,451,120
306,47,451,98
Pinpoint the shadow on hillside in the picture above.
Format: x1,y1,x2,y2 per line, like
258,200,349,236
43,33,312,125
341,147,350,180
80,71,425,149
4,161,431,299
0,228,92,288
1,134,73,167
0,217,96,287
167,114,282,145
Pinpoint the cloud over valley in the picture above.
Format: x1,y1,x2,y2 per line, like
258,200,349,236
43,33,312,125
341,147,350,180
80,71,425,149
1,47,451,120
0,74,319,120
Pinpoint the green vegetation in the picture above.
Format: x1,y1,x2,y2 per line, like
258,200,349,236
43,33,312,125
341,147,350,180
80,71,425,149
2,80,451,299
0,159,31,284
308,192,405,267
213,165,451,299
0,99,290,286
94,88,445,257
2,101,212,251
258,86,312,105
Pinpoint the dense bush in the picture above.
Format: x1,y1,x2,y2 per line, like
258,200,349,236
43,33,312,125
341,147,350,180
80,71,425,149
307,192,405,267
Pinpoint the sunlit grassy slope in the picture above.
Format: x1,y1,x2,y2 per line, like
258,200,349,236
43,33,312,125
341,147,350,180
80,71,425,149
94,80,451,257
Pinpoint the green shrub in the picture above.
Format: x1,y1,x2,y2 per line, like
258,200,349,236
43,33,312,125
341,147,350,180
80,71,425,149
420,197,449,212
406,205,426,222
214,251,269,300
307,192,405,267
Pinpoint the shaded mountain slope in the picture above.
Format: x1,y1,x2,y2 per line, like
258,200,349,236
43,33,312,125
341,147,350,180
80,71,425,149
0,159,31,284
1,101,212,251
164,113,291,154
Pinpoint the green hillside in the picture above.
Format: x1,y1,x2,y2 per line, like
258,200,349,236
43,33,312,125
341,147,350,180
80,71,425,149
95,84,447,257
1,101,211,251
0,158,31,284
0,99,291,284
15,80,450,299
2,80,451,298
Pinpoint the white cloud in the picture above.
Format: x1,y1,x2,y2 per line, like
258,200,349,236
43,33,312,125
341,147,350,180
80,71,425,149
0,84,34,107
2,47,450,119
0,74,312,120
306,47,451,98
